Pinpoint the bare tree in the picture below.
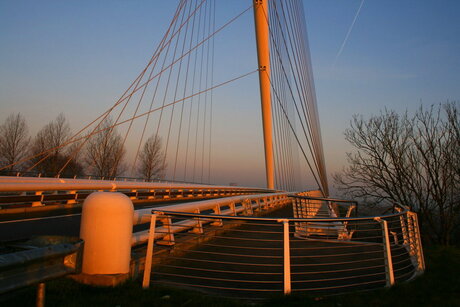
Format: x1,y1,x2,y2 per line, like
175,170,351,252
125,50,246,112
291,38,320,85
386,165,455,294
334,102,460,244
138,135,166,181
84,118,126,178
0,113,30,172
31,113,77,176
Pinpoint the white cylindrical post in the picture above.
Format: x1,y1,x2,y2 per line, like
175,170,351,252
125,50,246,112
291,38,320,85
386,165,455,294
80,192,134,275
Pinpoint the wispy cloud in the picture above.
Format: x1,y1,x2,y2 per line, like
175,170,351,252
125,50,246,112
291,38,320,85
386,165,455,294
333,0,365,67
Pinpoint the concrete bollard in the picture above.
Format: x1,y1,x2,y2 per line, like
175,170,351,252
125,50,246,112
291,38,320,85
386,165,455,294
80,192,134,276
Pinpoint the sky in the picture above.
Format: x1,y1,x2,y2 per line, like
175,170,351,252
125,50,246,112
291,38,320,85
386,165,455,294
0,1,459,192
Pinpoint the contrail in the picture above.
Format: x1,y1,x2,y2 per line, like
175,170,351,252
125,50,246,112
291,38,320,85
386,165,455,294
333,0,365,67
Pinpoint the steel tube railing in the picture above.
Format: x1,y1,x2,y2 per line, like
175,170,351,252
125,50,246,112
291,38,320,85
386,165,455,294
0,176,273,192
141,205,424,298
132,193,289,246
0,176,275,208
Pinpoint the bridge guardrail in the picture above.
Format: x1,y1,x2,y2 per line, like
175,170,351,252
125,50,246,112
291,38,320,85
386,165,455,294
142,204,424,299
0,238,83,305
0,176,274,208
0,170,217,185
131,192,290,246
291,194,358,218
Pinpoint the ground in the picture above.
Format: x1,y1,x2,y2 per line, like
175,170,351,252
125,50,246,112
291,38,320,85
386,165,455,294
1,245,459,306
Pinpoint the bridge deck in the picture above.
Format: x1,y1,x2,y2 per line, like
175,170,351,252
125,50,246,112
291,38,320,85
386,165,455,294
148,205,414,300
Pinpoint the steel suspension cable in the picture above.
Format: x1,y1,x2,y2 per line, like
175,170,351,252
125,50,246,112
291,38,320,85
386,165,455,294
263,70,324,195
113,0,193,178
267,1,326,192
172,0,200,181
270,1,322,179
162,0,197,179
22,2,188,176
131,0,205,176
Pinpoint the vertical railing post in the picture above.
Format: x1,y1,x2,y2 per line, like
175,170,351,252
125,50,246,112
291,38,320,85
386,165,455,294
229,202,236,216
279,219,291,294
395,206,409,246
292,198,299,235
292,198,298,218
408,212,425,272
256,199,262,212
399,214,409,245
211,205,223,226
67,190,77,204
246,199,254,215
36,282,45,307
407,213,416,256
262,197,268,210
413,213,425,271
375,217,395,287
143,214,157,289
191,209,204,234
32,191,44,207
157,216,175,245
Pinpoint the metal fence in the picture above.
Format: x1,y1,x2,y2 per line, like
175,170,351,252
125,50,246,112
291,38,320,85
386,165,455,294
0,170,215,185
132,192,290,246
0,176,273,208
142,200,424,300
0,237,83,306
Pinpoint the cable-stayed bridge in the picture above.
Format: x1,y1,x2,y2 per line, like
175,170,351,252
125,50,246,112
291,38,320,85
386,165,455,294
0,0,424,302
1,0,327,194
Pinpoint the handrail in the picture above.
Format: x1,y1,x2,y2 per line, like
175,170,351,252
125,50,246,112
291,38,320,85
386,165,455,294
0,176,276,209
290,194,358,205
131,193,290,246
147,209,409,222
0,171,219,185
132,192,288,225
142,203,425,297
0,239,83,295
0,177,273,192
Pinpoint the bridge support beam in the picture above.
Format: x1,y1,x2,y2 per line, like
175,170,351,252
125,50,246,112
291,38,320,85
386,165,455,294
253,0,274,190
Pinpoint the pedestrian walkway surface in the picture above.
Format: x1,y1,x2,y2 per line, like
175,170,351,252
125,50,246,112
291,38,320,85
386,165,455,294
149,204,414,300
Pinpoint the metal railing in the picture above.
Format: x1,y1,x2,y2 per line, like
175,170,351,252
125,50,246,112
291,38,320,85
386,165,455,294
131,192,290,246
0,237,83,306
291,195,358,240
292,194,358,218
0,170,216,185
0,176,274,208
141,201,424,299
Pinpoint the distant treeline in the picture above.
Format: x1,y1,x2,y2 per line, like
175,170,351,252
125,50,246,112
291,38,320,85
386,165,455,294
0,113,166,180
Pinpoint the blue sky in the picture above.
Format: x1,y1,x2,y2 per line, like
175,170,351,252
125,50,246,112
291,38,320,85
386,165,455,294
0,1,459,191
304,0,460,179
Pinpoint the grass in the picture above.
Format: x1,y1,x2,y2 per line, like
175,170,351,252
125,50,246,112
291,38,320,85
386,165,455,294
2,246,459,307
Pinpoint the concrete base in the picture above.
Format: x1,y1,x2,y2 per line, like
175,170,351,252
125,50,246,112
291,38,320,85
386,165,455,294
70,273,129,287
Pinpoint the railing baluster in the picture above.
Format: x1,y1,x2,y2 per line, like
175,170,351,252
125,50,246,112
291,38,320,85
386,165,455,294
279,219,291,294
408,212,425,272
36,283,45,307
142,214,157,289
399,214,409,245
375,217,395,287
